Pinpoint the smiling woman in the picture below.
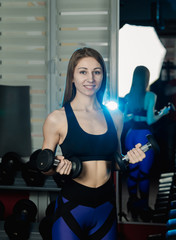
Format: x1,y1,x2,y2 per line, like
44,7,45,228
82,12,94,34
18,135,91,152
62,48,107,106
72,57,103,98
38,47,146,240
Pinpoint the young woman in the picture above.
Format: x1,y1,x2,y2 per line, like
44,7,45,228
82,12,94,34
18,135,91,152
41,48,146,239
124,66,169,222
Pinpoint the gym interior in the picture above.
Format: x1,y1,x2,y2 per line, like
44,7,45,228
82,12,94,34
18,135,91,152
0,0,176,239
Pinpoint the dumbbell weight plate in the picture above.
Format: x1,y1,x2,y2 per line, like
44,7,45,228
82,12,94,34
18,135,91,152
39,215,53,240
36,149,55,172
114,152,128,172
146,135,160,154
28,149,42,169
21,162,46,187
0,162,15,185
45,201,56,217
168,102,176,112
1,152,21,170
4,214,31,240
39,201,56,240
21,149,46,187
4,199,38,240
13,199,38,222
0,152,21,185
70,157,82,179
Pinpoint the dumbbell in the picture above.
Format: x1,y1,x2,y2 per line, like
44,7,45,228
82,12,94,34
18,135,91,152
168,102,176,112
155,102,175,115
21,149,46,187
115,134,160,171
4,199,37,240
36,149,82,179
0,152,21,185
39,200,55,240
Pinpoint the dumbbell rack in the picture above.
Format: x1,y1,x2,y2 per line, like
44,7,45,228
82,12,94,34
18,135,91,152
0,171,59,191
153,172,176,224
0,171,61,240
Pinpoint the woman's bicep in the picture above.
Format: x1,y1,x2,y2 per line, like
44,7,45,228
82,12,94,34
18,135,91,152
146,92,157,125
111,110,124,152
42,114,60,151
112,110,124,170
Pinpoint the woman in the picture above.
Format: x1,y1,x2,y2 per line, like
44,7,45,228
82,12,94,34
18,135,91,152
124,65,169,222
42,48,145,239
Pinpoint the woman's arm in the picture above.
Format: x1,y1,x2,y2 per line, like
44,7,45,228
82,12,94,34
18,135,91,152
146,91,169,125
41,110,72,176
110,109,145,170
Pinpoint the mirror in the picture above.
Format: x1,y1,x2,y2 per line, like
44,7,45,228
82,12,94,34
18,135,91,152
119,0,176,225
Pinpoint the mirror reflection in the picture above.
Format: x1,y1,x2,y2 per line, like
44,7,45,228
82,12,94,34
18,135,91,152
119,0,176,227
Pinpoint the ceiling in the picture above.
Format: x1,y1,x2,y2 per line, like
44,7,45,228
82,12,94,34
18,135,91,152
120,0,176,37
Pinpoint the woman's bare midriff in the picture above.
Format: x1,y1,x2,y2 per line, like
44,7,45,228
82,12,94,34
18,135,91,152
73,160,112,188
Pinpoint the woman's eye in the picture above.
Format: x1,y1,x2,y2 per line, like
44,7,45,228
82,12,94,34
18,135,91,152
80,71,86,75
94,71,101,75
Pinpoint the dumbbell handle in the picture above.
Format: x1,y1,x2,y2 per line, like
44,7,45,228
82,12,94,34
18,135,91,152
155,102,175,115
115,134,160,172
53,159,60,167
48,159,80,179
122,141,152,162
39,158,70,168
36,149,82,178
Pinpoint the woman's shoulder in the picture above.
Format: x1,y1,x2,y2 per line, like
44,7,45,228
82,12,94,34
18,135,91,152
146,91,155,96
145,91,156,101
44,107,66,128
108,108,124,129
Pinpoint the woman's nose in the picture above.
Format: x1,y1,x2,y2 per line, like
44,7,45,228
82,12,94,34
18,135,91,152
87,72,94,82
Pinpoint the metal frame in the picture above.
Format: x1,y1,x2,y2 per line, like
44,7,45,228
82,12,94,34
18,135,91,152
109,0,119,100
47,0,57,113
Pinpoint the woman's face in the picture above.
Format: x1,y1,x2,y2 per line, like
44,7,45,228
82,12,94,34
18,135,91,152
72,57,103,98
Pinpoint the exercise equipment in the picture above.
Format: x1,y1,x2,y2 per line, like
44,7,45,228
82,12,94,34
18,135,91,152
155,102,176,115
36,149,82,179
153,172,176,224
115,134,160,171
0,152,21,185
39,201,55,240
4,199,37,240
21,149,46,187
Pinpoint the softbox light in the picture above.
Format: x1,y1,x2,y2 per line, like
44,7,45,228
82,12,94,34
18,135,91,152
118,24,167,97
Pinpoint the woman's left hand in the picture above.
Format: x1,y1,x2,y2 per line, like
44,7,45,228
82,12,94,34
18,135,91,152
127,143,146,164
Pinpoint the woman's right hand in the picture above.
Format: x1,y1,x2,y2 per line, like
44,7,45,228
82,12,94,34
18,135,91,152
160,106,170,116
55,155,72,176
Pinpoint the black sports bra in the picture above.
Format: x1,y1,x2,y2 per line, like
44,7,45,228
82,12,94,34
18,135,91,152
60,102,118,162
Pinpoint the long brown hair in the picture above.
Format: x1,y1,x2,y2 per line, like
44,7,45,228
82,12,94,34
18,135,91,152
62,47,107,106
126,65,150,113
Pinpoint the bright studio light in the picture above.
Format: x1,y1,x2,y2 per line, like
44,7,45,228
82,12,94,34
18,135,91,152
104,101,118,111
118,24,166,97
